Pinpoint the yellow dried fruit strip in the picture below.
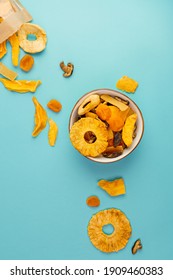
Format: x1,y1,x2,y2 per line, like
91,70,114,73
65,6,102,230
101,94,129,111
0,62,18,81
122,113,137,147
98,178,126,196
116,76,138,93
0,78,41,93
32,97,48,137
0,40,7,59
48,118,58,146
8,33,20,67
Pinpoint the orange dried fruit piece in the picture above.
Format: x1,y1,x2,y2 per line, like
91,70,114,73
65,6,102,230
86,196,100,207
20,54,34,72
116,76,138,93
0,78,41,93
48,118,58,146
70,117,108,157
98,178,126,196
0,62,18,81
47,99,62,113
122,113,137,147
88,208,132,253
32,97,48,137
95,103,111,120
107,106,124,132
8,33,20,67
0,40,7,59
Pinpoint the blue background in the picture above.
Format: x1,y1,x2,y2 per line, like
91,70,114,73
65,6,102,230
0,0,173,260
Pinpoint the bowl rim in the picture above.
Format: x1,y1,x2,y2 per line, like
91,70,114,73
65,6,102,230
69,88,144,163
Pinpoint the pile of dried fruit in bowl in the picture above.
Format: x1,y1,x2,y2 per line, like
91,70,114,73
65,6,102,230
70,94,137,158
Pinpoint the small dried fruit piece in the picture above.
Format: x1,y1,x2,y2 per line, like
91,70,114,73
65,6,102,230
0,78,41,93
116,76,138,93
0,40,7,59
102,146,123,158
20,54,34,72
70,117,108,157
122,113,137,147
88,208,132,253
0,62,18,81
101,94,129,111
18,23,47,53
107,106,124,132
32,97,48,137
8,33,20,67
60,61,74,77
98,178,126,196
86,196,100,207
96,103,111,120
47,99,62,113
48,118,58,146
78,94,100,115
132,239,142,254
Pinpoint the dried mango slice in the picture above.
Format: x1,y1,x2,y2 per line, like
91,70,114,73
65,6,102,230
48,118,58,146
0,62,18,81
0,78,41,93
70,117,108,157
107,106,124,132
32,97,48,137
95,103,111,120
116,76,138,93
122,113,137,147
0,40,7,59
8,33,20,67
101,94,129,111
88,208,132,253
98,178,126,196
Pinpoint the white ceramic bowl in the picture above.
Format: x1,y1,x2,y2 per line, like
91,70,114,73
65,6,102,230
69,89,144,163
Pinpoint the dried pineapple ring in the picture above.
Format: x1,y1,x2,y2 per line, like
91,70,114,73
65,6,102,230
18,23,47,53
88,208,132,253
78,94,100,115
70,117,108,157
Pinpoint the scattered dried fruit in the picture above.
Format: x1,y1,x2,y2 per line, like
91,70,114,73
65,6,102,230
0,40,7,59
0,78,41,93
98,178,126,196
18,23,47,53
8,33,20,67
0,62,18,81
48,118,58,146
47,99,62,113
20,54,34,72
116,76,138,93
88,208,132,253
70,117,108,157
60,61,74,77
78,94,100,115
86,196,100,207
132,239,142,254
32,97,48,137
122,113,137,147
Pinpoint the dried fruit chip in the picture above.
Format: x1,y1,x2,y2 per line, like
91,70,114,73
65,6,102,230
70,117,108,157
88,208,132,253
116,76,138,93
18,23,47,53
48,118,58,146
132,239,142,254
47,99,62,113
86,196,100,207
0,40,7,59
78,94,100,115
122,113,137,147
95,103,111,121
101,94,129,111
8,33,20,67
32,97,48,137
0,78,41,93
107,106,124,132
20,54,34,72
0,62,18,81
98,178,126,196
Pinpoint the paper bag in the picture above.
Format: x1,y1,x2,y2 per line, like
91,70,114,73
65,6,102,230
0,0,32,44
